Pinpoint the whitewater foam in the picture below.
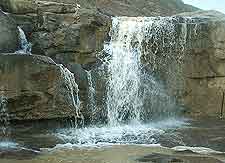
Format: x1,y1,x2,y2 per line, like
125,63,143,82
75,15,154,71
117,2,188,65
55,118,187,147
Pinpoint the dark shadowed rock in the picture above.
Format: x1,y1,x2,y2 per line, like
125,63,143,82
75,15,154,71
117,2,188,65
0,54,82,121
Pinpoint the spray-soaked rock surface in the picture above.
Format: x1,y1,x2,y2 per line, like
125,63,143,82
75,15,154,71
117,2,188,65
138,11,225,117
0,54,81,121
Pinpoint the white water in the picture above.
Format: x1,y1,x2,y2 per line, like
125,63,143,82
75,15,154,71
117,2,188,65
105,17,183,125
56,118,187,147
106,18,143,125
15,27,32,54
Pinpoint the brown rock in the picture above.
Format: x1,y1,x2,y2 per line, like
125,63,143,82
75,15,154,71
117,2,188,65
0,54,81,121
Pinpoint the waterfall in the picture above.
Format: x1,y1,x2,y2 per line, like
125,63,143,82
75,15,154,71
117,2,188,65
105,17,184,126
15,27,32,54
0,96,10,137
55,16,195,146
59,65,83,127
106,18,144,125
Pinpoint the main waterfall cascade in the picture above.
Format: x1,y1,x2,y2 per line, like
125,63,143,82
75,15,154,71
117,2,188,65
55,16,195,146
105,17,181,125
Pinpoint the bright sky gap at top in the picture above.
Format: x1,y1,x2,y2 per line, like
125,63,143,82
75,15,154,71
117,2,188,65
182,0,225,14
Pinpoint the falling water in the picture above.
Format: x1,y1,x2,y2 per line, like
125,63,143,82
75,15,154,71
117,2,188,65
86,70,97,123
15,27,32,54
106,18,143,125
0,96,10,138
59,65,83,127
105,17,182,126
55,16,197,146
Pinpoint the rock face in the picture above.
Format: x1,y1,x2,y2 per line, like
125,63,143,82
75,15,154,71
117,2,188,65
141,11,225,117
182,11,225,117
0,54,81,121
0,10,19,53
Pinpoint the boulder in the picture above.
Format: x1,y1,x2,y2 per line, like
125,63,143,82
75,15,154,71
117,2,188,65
0,54,82,121
0,10,19,53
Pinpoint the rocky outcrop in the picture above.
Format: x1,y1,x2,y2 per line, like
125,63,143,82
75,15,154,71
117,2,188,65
0,0,111,64
141,11,225,117
0,10,19,53
0,54,81,121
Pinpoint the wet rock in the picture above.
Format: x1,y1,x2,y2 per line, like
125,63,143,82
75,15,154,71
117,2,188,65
0,54,81,121
140,10,225,117
0,148,40,160
0,10,19,53
172,146,225,155
136,153,223,163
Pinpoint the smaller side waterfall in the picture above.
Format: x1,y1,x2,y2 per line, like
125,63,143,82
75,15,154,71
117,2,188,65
0,96,10,137
59,65,83,127
15,27,32,54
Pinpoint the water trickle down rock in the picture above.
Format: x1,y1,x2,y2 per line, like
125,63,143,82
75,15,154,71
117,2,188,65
15,27,32,54
59,65,83,127
0,96,10,137
86,70,97,123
